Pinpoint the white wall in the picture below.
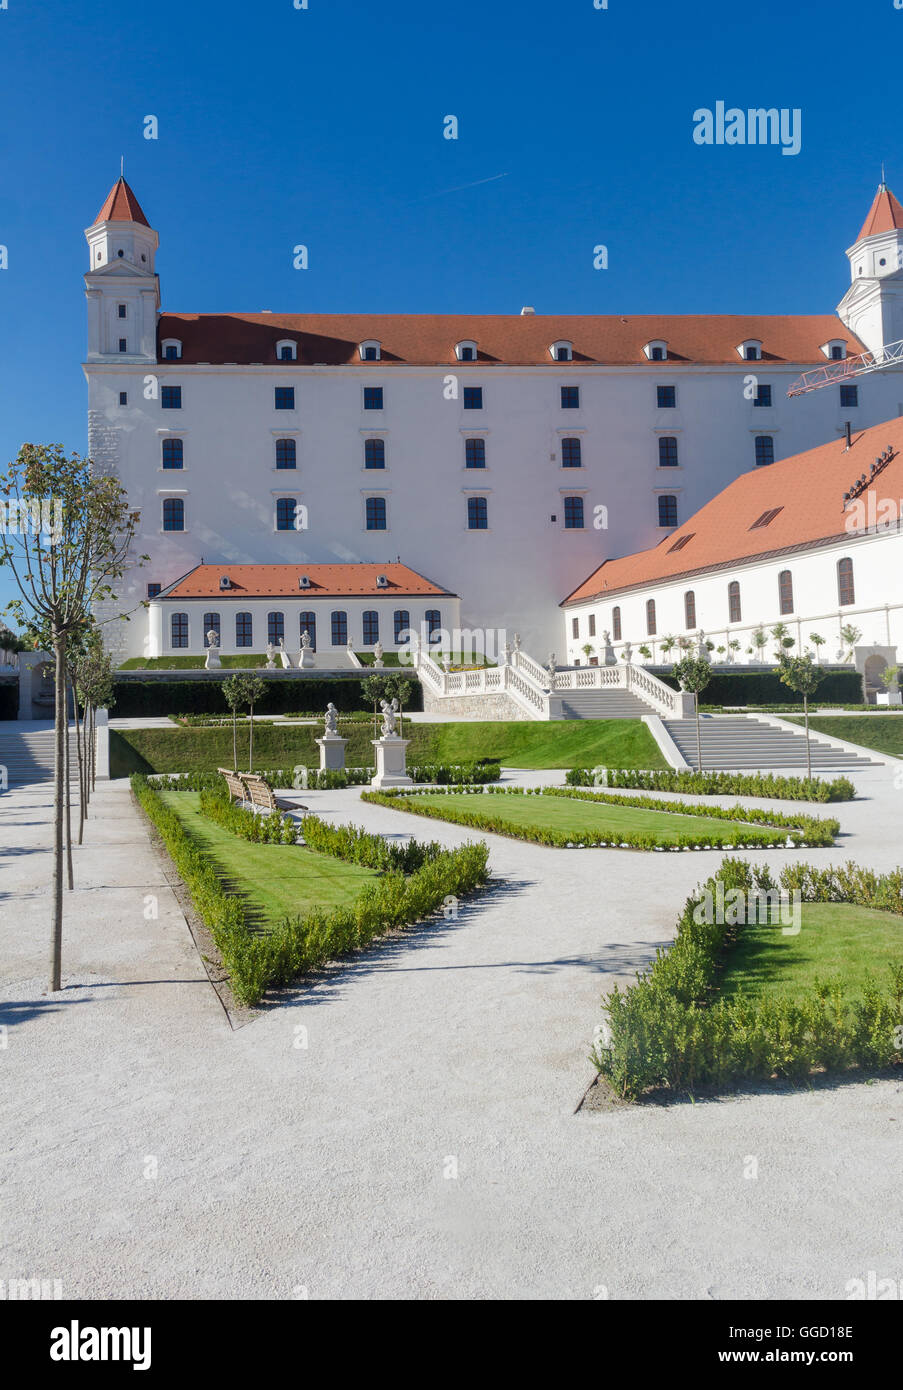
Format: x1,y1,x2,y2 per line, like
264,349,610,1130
86,358,903,662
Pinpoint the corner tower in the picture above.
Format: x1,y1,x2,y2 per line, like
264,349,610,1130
84,175,159,362
837,182,903,356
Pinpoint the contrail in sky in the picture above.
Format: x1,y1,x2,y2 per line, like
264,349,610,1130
404,173,510,204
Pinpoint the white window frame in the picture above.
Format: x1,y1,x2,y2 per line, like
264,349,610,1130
455,340,478,361
161,338,183,360
643,340,668,361
359,340,381,361
550,340,573,362
276,339,298,362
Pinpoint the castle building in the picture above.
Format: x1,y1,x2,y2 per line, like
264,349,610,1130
83,176,903,663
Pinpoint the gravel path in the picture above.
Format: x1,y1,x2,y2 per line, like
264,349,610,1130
1,766,901,1300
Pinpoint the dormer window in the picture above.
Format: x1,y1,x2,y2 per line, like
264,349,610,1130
455,340,478,362
821,340,847,361
643,341,668,361
737,340,762,361
360,340,381,361
550,341,573,362
161,339,182,361
276,340,297,362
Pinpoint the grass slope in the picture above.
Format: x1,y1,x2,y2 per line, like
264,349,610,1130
160,792,375,930
119,655,271,670
411,792,776,844
111,718,666,777
719,901,903,1002
784,715,903,759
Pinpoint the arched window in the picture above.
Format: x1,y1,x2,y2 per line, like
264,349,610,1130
658,494,678,527
561,437,582,468
455,341,478,361
684,590,696,629
162,497,184,531
778,570,794,615
276,497,297,530
359,340,381,361
276,438,296,469
362,610,379,645
646,599,657,636
366,496,387,530
162,438,183,469
331,610,347,646
235,612,253,648
268,611,284,645
465,437,486,468
425,609,441,639
170,612,189,648
299,612,316,649
550,340,573,361
161,339,182,360
755,435,774,467
837,557,855,605
276,340,297,361
467,496,488,529
612,606,622,641
658,436,678,467
563,496,584,529
394,609,410,643
203,613,220,647
364,438,385,469
728,581,742,623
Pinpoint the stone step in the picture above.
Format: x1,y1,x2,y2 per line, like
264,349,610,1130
662,716,877,771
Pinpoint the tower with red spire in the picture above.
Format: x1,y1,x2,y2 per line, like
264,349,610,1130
837,181,903,356
84,174,159,362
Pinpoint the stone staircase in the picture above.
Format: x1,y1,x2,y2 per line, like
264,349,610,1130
662,715,877,772
555,689,654,720
0,722,81,789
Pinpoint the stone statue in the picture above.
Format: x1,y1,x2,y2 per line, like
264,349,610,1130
501,640,511,666
512,632,521,653
265,641,276,670
204,629,221,669
547,653,557,690
379,697,399,737
374,640,384,669
324,702,339,736
301,629,312,649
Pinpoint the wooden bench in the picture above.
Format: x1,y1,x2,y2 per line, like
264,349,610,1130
218,767,249,803
242,773,307,815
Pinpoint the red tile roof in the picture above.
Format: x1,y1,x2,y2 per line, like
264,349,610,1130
562,414,903,606
157,312,865,368
856,184,903,242
93,177,150,227
158,562,455,600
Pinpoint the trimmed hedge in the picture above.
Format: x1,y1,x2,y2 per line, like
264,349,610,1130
0,682,17,720
655,667,862,706
362,784,838,850
565,767,856,803
132,775,488,1005
594,857,903,1099
113,676,424,717
144,760,498,793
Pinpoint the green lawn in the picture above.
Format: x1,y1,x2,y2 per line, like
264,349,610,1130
159,792,376,930
410,792,776,845
719,901,903,1002
119,655,270,670
110,718,667,777
784,715,903,759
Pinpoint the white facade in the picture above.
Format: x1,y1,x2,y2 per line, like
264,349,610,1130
562,528,903,687
84,180,903,662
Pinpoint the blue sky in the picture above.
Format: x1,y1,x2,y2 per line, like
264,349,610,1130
1,0,901,628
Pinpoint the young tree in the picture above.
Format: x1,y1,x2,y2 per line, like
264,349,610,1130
385,674,414,739
241,674,267,771
672,655,713,772
222,675,244,770
778,653,826,782
0,444,141,992
361,673,390,742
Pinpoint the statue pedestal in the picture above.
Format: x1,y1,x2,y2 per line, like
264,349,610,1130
298,648,315,669
205,649,221,669
370,737,413,788
316,735,348,771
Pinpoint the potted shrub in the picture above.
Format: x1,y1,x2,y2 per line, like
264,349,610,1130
877,665,902,707
809,632,826,664
840,623,862,663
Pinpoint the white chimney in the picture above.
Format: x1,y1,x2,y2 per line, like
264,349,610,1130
520,306,535,316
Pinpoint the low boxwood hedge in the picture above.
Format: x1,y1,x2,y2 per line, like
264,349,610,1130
565,767,856,803
132,775,488,1005
362,784,837,850
113,676,424,717
655,667,862,706
594,857,903,1099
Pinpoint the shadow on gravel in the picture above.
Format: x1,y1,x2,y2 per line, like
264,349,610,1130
582,1066,903,1113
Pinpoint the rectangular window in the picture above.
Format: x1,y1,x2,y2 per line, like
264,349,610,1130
363,610,379,644
563,496,584,529
831,345,845,361
572,617,579,639
657,494,678,527
364,438,386,469
684,590,696,628
235,612,253,648
753,384,772,407
560,386,580,409
561,437,582,468
612,607,621,642
275,386,295,410
755,435,774,467
276,497,297,530
467,496,488,529
656,385,676,408
119,392,128,406
366,496,387,530
118,338,127,353
165,345,179,360
588,613,596,637
331,610,348,646
171,613,189,648
658,436,678,467
276,438,296,469
778,570,794,616
840,384,858,408
147,583,162,599
162,438,183,469
728,582,742,623
268,611,285,645
162,497,184,531
463,386,483,410
465,437,486,468
161,385,181,409
364,386,384,410
118,304,127,318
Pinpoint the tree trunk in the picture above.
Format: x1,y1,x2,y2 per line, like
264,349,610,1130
804,694,812,783
50,631,66,992
64,672,74,890
232,709,237,770
74,692,85,846
695,693,702,772
249,703,254,772
90,701,96,791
